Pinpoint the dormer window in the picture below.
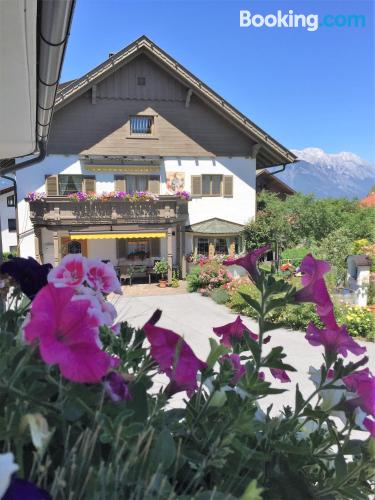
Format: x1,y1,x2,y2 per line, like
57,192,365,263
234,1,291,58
130,116,153,135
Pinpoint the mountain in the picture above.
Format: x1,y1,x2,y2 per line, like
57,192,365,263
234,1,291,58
272,148,375,199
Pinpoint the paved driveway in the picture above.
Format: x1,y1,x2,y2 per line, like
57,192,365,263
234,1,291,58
111,292,374,415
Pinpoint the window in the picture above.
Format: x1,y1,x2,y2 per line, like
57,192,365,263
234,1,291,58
197,238,209,256
9,246,17,254
214,238,228,255
202,175,222,196
137,76,146,86
58,175,83,195
117,238,160,260
7,195,15,207
68,241,82,254
130,116,153,135
115,175,160,194
8,219,16,232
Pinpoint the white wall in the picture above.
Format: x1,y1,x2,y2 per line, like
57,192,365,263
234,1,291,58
162,157,256,226
0,191,17,253
16,154,256,260
87,239,117,265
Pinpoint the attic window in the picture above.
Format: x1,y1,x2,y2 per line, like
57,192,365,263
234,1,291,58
130,116,153,135
137,76,146,86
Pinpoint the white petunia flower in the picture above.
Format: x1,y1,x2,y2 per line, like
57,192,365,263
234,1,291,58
20,414,53,453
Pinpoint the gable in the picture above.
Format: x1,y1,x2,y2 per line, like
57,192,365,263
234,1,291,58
51,37,296,167
96,54,186,101
48,54,255,157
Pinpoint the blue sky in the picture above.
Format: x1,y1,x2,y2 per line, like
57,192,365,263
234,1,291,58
61,0,375,162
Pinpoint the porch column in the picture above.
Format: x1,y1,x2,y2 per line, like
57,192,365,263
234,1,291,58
53,231,60,267
229,238,236,257
209,240,215,259
181,225,186,278
167,227,173,284
34,228,43,264
176,225,181,276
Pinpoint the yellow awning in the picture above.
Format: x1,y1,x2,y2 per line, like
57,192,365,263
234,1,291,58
70,232,166,240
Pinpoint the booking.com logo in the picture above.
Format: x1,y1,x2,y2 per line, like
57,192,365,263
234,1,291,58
240,10,366,32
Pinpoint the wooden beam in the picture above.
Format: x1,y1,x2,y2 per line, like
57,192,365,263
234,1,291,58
91,84,97,104
185,88,193,108
250,143,261,159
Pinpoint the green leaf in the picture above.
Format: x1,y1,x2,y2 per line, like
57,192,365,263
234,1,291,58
238,292,261,314
342,439,363,455
241,479,264,500
149,428,176,472
126,382,148,422
265,298,286,313
62,399,85,422
205,338,230,370
243,333,261,360
295,384,305,413
335,453,347,480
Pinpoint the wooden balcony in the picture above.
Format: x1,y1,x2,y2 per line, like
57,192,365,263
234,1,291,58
28,195,189,227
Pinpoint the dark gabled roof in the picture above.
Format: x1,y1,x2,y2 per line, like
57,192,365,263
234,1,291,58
0,186,15,196
256,169,295,195
187,218,244,234
55,36,297,169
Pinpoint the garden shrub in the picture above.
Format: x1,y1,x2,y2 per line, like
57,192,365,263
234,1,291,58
211,287,230,304
229,283,260,318
186,265,201,292
186,260,231,292
336,306,375,339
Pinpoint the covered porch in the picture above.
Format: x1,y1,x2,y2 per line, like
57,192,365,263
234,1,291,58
35,225,187,284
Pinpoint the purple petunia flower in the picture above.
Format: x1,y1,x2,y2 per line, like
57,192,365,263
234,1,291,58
270,368,291,383
305,322,366,358
104,372,132,402
3,477,51,500
343,368,375,416
213,315,258,348
1,257,52,300
223,246,270,283
295,254,338,329
143,310,207,397
220,353,246,386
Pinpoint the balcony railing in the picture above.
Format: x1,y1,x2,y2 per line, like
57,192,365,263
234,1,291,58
28,195,189,226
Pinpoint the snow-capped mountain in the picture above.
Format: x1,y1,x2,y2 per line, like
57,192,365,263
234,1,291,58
272,148,375,199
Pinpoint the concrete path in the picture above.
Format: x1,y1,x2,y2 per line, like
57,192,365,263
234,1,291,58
111,292,374,415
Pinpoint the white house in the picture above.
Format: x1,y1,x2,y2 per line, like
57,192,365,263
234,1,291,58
15,36,296,281
0,186,17,255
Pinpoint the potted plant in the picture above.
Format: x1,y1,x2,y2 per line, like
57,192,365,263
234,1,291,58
153,259,169,288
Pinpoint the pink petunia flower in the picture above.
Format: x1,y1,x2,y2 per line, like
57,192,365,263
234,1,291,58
306,322,366,358
220,353,246,386
48,254,87,288
23,284,115,383
223,245,270,283
258,371,265,381
143,315,207,397
86,260,122,294
363,417,375,437
343,368,375,416
74,289,117,328
270,368,291,383
294,254,337,329
213,315,258,348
